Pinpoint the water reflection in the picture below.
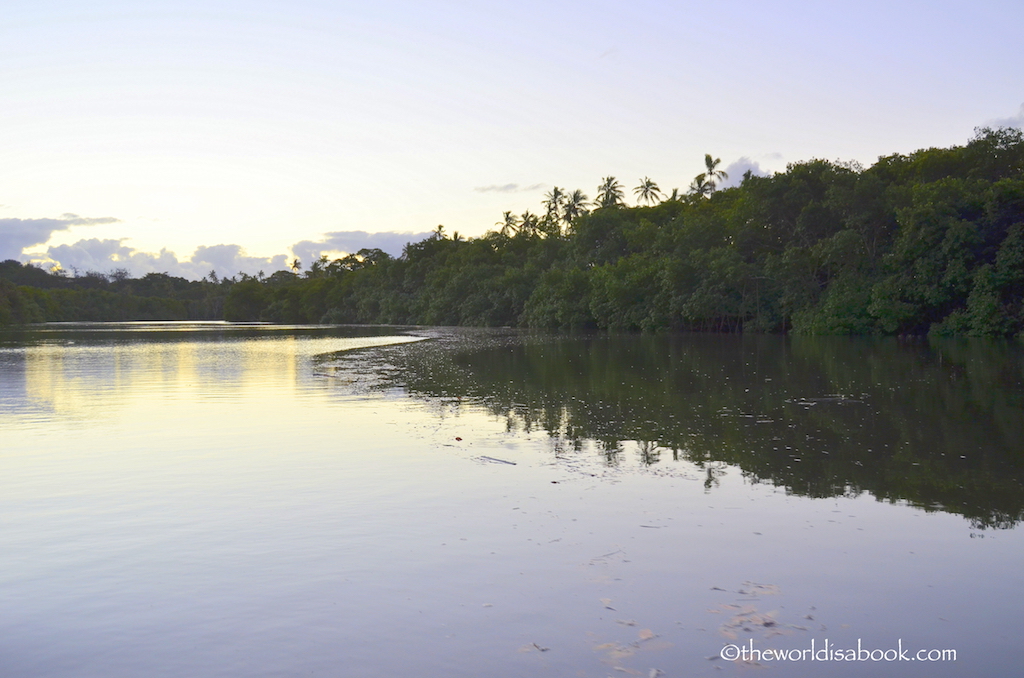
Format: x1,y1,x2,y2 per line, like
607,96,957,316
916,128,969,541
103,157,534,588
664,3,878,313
345,331,1024,529
0,322,423,426
2,323,1021,677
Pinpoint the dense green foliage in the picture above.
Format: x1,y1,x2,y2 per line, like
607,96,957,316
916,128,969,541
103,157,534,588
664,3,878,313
4,128,1023,335
0,261,230,324
228,128,1024,336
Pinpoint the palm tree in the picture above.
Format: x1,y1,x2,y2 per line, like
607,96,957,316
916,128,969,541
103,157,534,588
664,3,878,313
633,177,663,206
496,211,519,237
596,176,624,208
519,210,540,237
562,189,590,224
543,186,566,220
688,174,710,198
702,154,728,192
666,188,682,202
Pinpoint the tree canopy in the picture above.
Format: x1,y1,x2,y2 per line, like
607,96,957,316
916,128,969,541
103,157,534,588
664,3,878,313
4,129,1024,337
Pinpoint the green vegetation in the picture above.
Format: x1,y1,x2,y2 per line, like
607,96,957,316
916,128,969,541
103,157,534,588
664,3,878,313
0,261,230,324
3,128,1023,335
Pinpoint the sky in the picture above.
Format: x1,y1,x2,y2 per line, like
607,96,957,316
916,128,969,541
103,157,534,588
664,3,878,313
2,0,1022,279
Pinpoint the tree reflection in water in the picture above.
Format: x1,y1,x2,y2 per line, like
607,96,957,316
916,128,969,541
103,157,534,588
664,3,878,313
334,328,1024,530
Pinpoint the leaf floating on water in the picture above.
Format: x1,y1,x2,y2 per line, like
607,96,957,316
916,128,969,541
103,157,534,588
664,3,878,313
532,642,550,652
616,619,638,626
600,598,616,610
638,629,657,641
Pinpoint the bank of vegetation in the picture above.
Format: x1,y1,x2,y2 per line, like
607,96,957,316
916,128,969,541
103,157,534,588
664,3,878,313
3,128,1023,336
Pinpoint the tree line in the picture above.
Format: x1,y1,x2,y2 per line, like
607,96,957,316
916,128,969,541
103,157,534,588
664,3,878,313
0,261,229,324
3,127,1023,336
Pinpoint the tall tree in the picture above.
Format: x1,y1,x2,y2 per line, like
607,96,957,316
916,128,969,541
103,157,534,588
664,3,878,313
702,154,728,192
543,186,566,220
688,174,710,198
497,211,520,237
596,177,625,208
563,189,590,224
633,177,663,205
519,210,540,237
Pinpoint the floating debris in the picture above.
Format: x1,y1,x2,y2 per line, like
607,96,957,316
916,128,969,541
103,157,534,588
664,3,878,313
477,455,516,465
592,628,671,674
737,581,781,597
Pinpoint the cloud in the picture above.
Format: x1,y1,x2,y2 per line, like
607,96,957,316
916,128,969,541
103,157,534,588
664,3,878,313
22,230,435,280
473,183,545,193
59,213,121,226
0,214,120,260
27,238,288,280
988,103,1024,130
720,157,770,189
190,244,289,278
290,230,433,265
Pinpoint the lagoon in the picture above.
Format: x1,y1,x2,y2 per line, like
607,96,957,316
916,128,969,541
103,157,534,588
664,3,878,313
1,323,1021,677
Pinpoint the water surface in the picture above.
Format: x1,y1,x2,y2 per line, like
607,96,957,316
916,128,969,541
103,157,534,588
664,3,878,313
1,323,1021,677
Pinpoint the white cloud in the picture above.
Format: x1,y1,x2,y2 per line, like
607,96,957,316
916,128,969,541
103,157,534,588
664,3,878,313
720,157,770,189
988,103,1024,130
20,230,436,280
190,244,289,279
473,183,546,193
290,230,434,267
25,238,288,281
0,214,119,260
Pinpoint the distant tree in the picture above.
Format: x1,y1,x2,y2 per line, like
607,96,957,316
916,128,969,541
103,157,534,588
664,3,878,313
702,154,728,192
563,190,590,224
290,258,301,273
497,211,520,237
633,177,663,205
596,177,625,208
519,210,540,236
543,187,566,220
688,174,711,198
307,255,330,278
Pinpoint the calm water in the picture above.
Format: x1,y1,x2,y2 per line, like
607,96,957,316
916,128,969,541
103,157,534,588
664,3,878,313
1,323,1022,677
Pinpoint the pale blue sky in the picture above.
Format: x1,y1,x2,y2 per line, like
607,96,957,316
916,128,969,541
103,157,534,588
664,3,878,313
2,0,1022,277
